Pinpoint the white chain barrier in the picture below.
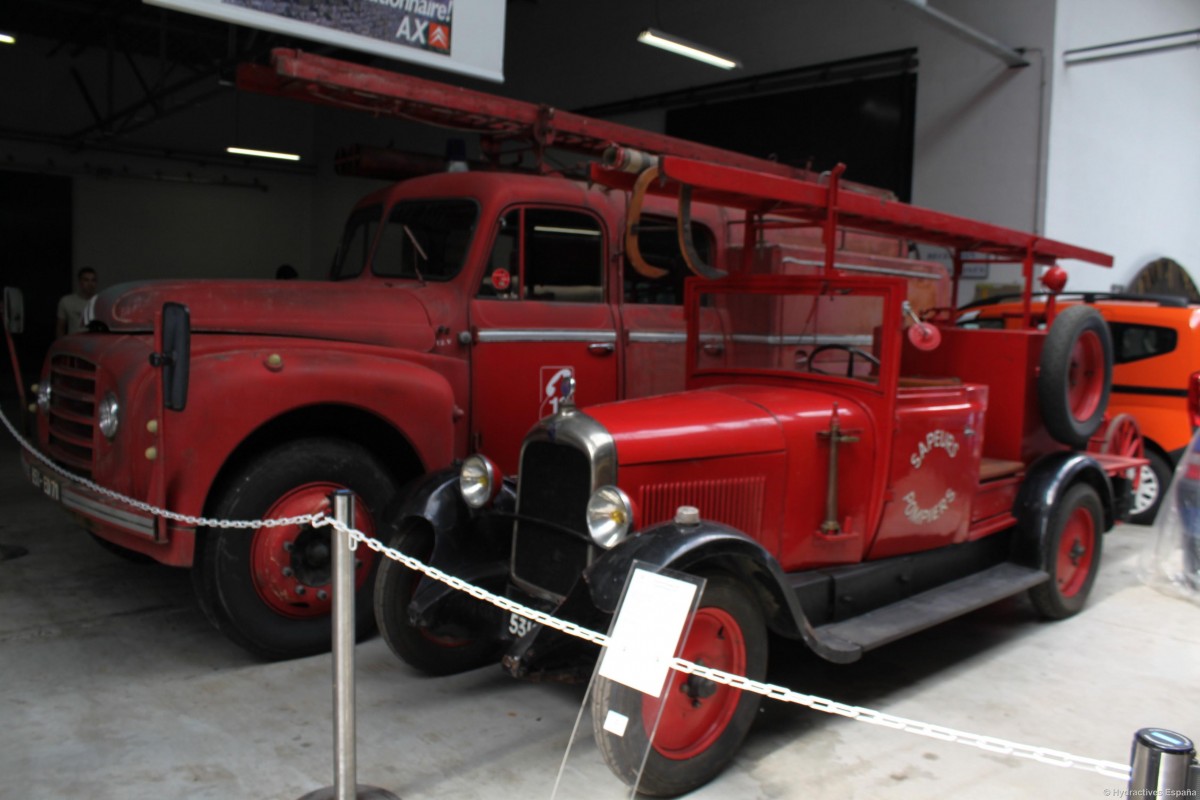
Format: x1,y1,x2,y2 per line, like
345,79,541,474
0,404,1134,782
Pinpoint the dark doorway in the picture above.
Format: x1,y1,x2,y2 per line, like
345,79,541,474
666,71,916,201
0,170,72,404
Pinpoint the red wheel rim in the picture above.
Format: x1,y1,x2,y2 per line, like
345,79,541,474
1056,506,1096,597
1103,414,1143,489
643,607,746,761
1067,330,1104,423
250,482,376,619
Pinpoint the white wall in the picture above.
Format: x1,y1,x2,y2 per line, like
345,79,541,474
1045,0,1200,291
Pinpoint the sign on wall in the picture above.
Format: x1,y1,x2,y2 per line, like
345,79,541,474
145,0,505,83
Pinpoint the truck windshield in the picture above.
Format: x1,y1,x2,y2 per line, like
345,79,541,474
330,204,382,281
695,281,887,386
371,199,479,281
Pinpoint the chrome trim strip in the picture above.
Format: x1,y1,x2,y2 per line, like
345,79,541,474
782,257,944,281
61,485,156,538
476,329,618,343
629,330,687,344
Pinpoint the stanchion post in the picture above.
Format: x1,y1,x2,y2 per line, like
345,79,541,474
1129,728,1197,793
297,490,398,800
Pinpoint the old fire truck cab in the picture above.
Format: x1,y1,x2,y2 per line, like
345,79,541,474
374,156,1141,796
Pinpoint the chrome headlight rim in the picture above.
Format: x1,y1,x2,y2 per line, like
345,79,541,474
586,484,633,549
36,381,52,414
459,454,499,509
97,391,120,439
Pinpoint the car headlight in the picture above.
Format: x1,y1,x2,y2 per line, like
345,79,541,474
36,381,52,414
586,485,633,549
98,392,120,439
459,454,500,509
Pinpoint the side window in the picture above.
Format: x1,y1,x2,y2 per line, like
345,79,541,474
330,205,381,281
479,211,521,299
623,214,715,305
479,208,604,302
1110,322,1178,364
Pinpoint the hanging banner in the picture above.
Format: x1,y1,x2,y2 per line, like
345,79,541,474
145,0,505,83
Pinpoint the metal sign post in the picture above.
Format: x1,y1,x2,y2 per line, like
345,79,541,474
298,490,398,800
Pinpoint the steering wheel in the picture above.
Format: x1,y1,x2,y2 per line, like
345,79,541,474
808,344,880,378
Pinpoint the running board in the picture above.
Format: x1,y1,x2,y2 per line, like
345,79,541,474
813,563,1049,654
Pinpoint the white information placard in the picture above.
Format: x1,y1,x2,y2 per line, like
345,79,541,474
145,0,506,83
597,568,699,697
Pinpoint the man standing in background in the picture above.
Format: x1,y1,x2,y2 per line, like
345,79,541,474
56,267,98,338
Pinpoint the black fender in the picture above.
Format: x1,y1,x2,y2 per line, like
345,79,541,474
581,519,858,664
1012,451,1115,569
381,465,515,626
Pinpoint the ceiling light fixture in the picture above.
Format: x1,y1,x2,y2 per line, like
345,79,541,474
226,146,301,162
0,33,16,45
637,28,741,70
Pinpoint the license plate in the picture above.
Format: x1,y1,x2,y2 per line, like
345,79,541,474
29,466,61,502
507,612,539,640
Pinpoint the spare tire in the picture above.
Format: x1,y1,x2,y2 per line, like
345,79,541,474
1039,305,1113,448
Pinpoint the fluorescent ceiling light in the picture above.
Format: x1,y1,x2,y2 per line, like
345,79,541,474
226,146,301,162
637,28,741,70
0,33,16,45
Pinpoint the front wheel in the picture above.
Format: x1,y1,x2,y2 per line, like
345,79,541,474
192,438,399,661
373,521,501,675
1028,483,1104,619
592,575,767,797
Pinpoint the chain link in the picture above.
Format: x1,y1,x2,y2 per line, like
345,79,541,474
1,404,1133,781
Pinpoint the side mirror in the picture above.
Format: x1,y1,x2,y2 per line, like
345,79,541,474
3,287,24,334
149,302,190,412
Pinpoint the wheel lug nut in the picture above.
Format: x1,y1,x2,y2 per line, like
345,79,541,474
282,567,294,577
283,541,294,552
317,590,329,601
295,585,306,596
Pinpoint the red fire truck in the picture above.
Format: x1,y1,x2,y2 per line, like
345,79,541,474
373,155,1142,795
17,51,944,660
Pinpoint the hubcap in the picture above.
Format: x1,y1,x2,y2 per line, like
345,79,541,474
1132,464,1159,515
1056,506,1096,597
250,482,376,619
643,606,746,761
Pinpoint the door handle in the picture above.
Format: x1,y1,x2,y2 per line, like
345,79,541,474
703,343,725,356
588,342,615,356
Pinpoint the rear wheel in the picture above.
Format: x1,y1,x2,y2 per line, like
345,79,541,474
374,521,500,675
1029,483,1104,619
592,575,767,797
192,438,398,661
1130,449,1172,525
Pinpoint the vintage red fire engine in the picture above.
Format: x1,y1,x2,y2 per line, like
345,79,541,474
373,155,1143,795
17,51,945,660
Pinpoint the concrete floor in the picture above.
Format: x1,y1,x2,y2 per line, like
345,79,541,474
2,428,1199,800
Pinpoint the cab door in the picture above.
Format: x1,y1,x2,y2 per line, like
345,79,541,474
468,206,618,473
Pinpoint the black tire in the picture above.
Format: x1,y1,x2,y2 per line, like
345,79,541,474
1129,448,1172,525
192,438,398,661
592,575,767,797
373,520,500,675
1029,483,1104,619
1038,305,1113,448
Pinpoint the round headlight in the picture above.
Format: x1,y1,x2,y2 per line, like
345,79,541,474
98,392,120,439
36,382,52,414
459,454,499,509
586,485,633,549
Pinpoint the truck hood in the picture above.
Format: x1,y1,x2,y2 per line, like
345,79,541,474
90,279,436,350
588,387,787,465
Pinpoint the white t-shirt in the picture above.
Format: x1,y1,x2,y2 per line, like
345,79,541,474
57,293,89,335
